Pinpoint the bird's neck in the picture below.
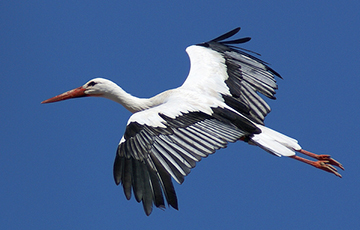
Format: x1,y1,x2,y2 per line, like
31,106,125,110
102,85,154,113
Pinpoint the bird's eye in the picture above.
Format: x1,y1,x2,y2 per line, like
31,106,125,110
87,81,97,87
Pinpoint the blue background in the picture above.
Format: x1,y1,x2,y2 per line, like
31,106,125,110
1,1,359,229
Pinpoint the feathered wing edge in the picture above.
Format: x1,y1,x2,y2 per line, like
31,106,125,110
204,27,281,79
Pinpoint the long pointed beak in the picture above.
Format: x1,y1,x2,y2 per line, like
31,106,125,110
41,86,87,104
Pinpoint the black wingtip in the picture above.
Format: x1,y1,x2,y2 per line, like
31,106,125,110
113,151,122,185
268,66,283,79
210,27,241,42
222,37,251,44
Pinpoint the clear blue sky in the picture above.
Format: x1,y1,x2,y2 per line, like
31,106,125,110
1,1,359,229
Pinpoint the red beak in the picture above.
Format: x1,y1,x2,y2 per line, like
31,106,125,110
41,86,87,104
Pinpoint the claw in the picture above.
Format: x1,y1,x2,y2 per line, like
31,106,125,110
317,155,345,170
314,160,342,178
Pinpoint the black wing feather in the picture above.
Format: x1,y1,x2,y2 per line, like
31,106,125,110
210,27,241,42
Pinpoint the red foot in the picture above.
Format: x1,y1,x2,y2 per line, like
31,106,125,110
315,154,344,171
291,149,344,178
311,159,342,178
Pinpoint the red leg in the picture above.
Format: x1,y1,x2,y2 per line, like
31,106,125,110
297,149,344,170
290,149,344,178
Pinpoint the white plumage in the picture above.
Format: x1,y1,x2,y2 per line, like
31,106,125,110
42,27,344,215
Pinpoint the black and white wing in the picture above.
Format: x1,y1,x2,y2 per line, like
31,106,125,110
182,27,281,125
114,103,260,215
113,27,282,215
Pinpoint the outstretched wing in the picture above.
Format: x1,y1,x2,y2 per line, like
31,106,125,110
182,27,281,125
113,28,282,215
114,102,260,215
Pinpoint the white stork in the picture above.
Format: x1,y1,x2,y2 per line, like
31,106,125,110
42,27,344,215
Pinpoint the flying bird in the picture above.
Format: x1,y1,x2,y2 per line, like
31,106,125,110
42,27,344,215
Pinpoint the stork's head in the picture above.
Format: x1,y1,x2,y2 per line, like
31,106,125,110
41,78,115,104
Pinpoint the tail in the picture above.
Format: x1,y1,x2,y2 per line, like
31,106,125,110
248,124,301,157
